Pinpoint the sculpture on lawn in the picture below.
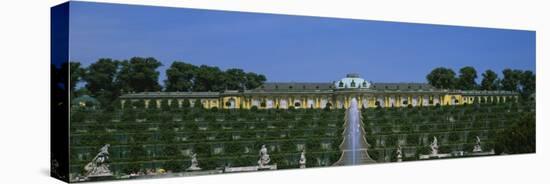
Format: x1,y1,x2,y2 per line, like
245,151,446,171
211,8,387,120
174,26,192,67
473,136,483,152
396,144,403,162
186,153,202,171
258,145,271,167
299,149,306,168
84,144,113,177
430,136,439,155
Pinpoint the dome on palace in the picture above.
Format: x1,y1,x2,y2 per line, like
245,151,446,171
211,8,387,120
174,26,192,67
334,73,371,89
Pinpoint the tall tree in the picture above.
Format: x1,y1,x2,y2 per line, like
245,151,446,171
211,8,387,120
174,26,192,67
163,62,267,92
83,58,120,106
480,70,499,90
117,57,162,92
69,62,84,92
193,65,225,92
501,69,522,91
244,72,266,90
426,67,456,89
225,68,247,90
165,61,197,92
519,70,536,99
456,66,478,90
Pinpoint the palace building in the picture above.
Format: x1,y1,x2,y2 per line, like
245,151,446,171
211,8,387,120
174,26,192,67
119,73,519,109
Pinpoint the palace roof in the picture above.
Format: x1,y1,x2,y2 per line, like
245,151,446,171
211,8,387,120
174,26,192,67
251,82,334,92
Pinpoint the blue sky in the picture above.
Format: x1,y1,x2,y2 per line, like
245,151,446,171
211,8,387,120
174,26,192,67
69,1,535,84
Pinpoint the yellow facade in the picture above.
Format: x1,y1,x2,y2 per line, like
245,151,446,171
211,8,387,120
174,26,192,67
120,74,519,110
121,93,518,110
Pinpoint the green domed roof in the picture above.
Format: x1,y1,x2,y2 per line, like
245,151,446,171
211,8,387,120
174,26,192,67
72,95,100,105
334,73,371,89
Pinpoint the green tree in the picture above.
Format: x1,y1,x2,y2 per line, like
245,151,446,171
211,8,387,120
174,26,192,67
193,65,225,91
519,70,535,99
501,69,522,91
83,58,120,107
457,66,478,90
426,67,456,89
69,62,84,92
165,63,266,92
225,68,247,90
244,72,266,90
117,57,162,92
165,61,197,91
480,70,499,90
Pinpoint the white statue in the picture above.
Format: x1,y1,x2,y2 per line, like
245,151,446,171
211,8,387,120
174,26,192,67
258,145,271,167
430,136,439,155
84,144,113,177
396,145,403,162
473,136,482,152
186,153,202,171
299,149,306,168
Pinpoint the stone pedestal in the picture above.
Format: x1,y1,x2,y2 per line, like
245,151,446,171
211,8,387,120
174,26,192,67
419,153,452,160
86,173,114,181
186,167,202,171
258,164,277,170
224,164,277,173
467,149,495,156
473,145,482,152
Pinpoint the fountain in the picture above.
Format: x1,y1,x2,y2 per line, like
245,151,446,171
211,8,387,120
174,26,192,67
334,98,376,165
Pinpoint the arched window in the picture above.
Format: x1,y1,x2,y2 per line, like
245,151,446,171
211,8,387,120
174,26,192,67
350,80,356,87
339,81,344,87
362,81,367,87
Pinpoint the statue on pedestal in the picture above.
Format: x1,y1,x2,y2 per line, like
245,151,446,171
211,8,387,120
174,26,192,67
84,144,113,177
396,145,403,162
430,136,439,155
258,145,271,167
186,153,202,171
299,149,306,168
473,136,483,152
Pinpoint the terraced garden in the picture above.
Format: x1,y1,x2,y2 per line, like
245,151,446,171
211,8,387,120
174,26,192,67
69,107,344,177
69,100,534,179
363,101,535,162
